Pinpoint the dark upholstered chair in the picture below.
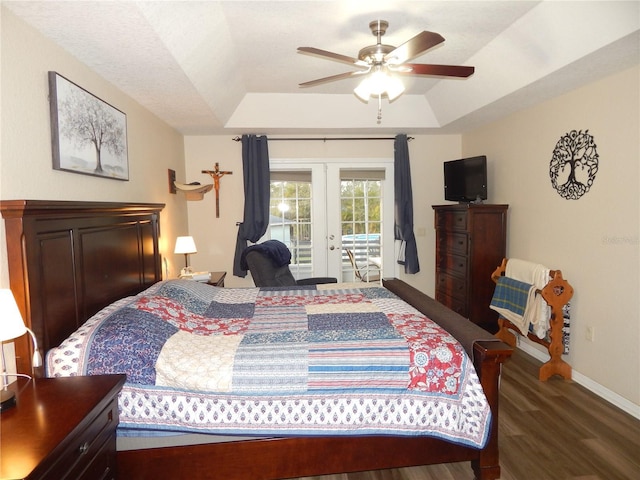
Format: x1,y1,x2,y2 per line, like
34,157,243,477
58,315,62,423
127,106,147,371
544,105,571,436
242,240,337,287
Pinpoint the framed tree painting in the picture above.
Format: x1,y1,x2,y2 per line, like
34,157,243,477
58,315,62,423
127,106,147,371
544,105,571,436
48,71,129,180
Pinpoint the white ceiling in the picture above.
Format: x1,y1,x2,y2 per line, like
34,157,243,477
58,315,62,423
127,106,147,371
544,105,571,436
4,0,639,135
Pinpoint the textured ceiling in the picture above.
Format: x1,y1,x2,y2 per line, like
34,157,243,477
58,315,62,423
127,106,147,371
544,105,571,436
4,0,639,135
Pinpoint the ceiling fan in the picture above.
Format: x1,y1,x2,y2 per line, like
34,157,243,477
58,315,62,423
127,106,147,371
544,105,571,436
298,20,474,103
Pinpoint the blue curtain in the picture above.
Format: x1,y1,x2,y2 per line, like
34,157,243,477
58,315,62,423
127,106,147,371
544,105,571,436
394,134,420,274
233,134,270,277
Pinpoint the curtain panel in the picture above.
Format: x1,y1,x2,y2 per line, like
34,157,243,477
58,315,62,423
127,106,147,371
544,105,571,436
394,134,420,274
233,134,270,277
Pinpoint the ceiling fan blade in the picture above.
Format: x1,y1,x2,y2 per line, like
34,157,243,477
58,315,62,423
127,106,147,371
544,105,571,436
401,63,475,78
384,31,445,65
298,47,368,67
299,70,367,87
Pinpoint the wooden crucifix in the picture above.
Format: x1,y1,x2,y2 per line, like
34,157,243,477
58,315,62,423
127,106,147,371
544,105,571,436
202,163,233,218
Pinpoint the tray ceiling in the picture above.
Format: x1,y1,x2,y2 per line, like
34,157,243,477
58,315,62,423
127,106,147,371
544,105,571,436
4,0,639,135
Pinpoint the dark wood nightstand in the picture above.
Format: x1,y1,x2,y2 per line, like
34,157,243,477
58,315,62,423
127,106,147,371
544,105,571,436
1,374,126,480
206,271,226,287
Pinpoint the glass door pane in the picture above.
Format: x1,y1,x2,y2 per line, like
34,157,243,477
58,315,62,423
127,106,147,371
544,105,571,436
266,164,328,280
326,162,395,283
267,160,394,284
269,178,312,279
340,176,382,283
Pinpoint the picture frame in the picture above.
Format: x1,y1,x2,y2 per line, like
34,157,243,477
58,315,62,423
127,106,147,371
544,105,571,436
48,71,129,180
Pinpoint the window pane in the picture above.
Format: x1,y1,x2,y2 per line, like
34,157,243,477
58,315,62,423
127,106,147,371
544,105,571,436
271,182,284,198
367,181,381,197
298,182,311,198
340,175,384,284
269,174,313,277
353,198,365,221
341,198,353,222
298,199,311,223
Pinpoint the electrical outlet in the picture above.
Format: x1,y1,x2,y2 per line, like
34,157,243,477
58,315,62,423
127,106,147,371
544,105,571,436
586,326,595,342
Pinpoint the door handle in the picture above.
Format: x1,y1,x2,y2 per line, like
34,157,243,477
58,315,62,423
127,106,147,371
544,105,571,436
329,246,335,250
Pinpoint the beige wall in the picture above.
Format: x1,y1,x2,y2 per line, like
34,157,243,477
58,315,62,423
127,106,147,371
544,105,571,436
0,8,189,286
463,66,640,408
183,135,462,289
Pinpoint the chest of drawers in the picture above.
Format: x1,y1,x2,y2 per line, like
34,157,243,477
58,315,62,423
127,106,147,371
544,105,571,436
433,204,508,332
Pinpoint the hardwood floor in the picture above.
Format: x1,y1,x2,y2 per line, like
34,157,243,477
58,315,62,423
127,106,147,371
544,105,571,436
297,349,640,480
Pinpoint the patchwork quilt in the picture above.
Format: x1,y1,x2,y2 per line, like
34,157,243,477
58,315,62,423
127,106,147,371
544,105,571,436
46,280,491,448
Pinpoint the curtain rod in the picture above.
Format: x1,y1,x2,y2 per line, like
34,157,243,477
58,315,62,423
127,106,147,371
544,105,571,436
231,136,413,142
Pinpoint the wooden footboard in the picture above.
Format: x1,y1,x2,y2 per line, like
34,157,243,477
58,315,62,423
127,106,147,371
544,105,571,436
118,430,494,480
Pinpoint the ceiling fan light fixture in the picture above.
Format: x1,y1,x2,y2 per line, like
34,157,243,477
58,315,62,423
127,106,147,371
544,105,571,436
385,75,405,101
300,20,474,123
353,79,372,102
353,69,405,102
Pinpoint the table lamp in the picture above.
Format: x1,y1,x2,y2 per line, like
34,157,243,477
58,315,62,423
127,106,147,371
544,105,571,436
1,289,42,412
174,236,197,277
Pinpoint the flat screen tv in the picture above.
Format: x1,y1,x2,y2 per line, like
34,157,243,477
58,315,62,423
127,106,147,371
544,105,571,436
443,155,487,203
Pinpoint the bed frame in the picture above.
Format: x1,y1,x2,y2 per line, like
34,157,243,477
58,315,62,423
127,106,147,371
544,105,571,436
1,200,512,480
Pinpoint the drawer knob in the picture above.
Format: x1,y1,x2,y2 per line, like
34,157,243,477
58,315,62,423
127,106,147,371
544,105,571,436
79,441,90,455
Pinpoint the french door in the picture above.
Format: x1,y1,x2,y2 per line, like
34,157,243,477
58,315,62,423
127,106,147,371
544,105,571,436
267,159,395,282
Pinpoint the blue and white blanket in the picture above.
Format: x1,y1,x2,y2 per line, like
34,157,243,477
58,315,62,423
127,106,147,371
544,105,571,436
490,276,537,336
47,280,491,448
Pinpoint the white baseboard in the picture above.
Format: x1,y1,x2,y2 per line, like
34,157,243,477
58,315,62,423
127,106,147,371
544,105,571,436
517,342,640,420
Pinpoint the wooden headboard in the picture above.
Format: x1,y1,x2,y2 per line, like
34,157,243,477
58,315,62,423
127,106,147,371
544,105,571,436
1,200,164,376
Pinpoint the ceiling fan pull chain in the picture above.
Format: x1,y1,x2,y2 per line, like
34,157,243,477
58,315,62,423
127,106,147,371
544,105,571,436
377,95,382,124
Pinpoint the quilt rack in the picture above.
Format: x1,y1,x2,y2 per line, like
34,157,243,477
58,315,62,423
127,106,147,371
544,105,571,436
491,258,574,381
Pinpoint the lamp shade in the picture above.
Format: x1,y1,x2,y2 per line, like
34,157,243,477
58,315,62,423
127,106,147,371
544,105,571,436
354,67,405,102
174,236,197,255
0,289,27,342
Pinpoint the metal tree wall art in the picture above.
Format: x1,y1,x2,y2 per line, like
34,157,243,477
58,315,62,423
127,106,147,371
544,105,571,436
549,129,599,200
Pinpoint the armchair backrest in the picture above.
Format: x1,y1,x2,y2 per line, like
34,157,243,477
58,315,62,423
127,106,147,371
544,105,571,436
244,250,297,287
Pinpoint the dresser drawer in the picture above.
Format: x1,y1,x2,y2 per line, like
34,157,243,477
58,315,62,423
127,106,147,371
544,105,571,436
436,272,467,301
436,232,469,256
47,397,119,480
76,435,116,480
435,210,467,231
436,253,468,277
435,291,468,317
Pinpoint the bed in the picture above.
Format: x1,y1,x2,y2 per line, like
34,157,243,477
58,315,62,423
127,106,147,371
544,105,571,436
0,200,512,480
